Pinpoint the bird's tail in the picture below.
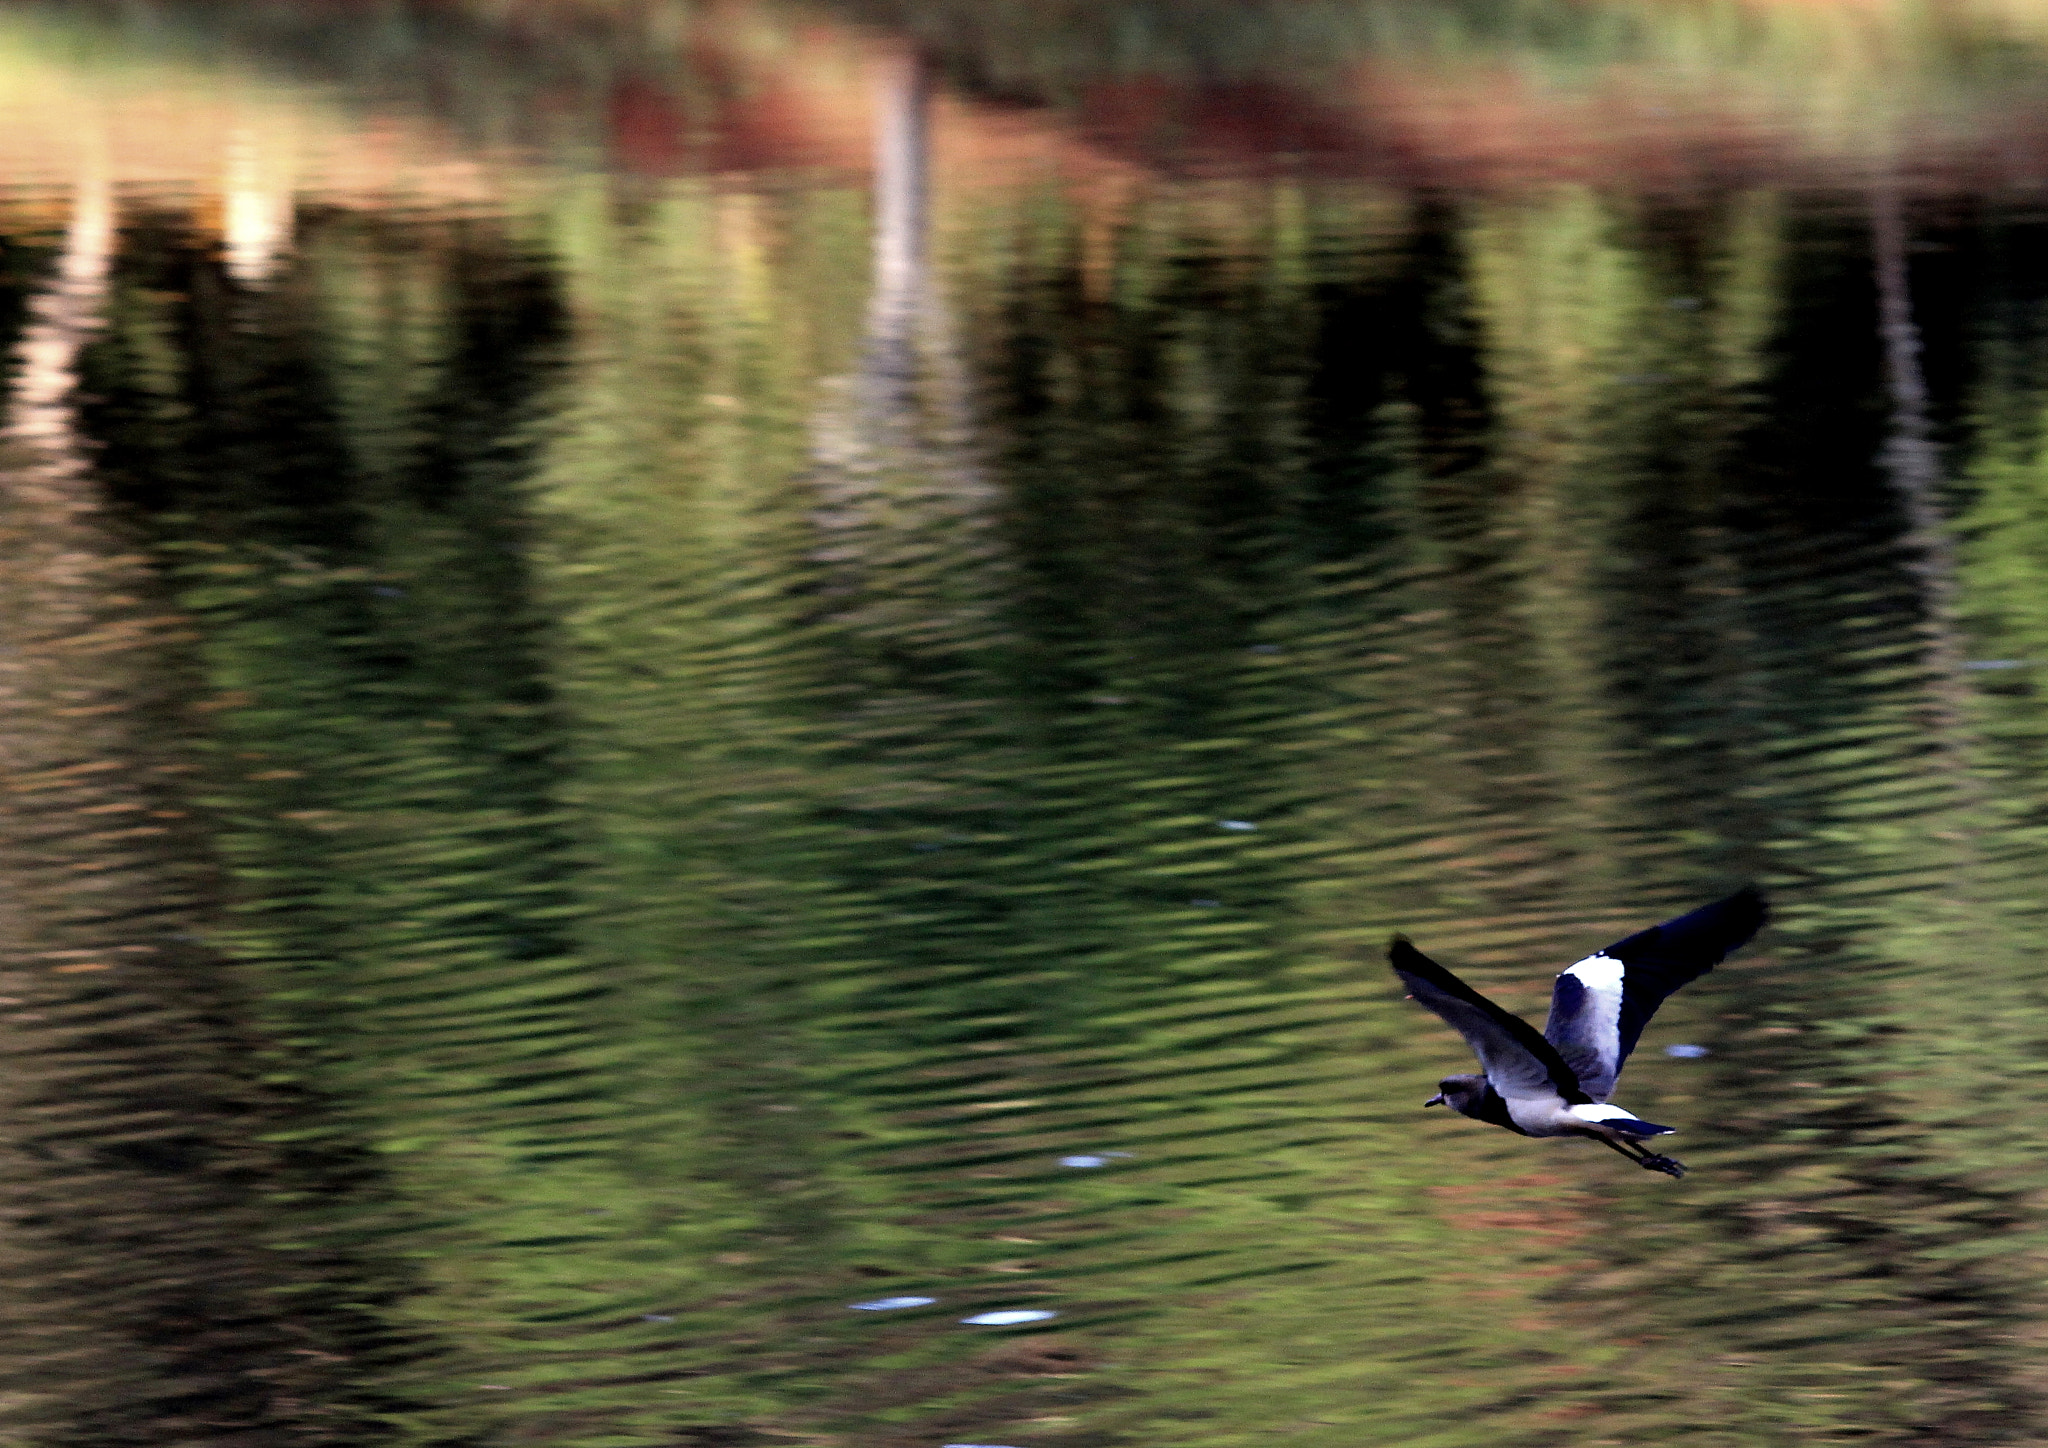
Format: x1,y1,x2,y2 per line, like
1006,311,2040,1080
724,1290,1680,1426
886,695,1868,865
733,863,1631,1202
1607,1118,1675,1138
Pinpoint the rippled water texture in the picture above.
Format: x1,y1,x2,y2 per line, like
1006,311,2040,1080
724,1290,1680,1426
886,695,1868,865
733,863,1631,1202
9,1,2048,1444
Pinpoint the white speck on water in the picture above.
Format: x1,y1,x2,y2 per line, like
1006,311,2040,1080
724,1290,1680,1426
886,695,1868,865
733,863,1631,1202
850,1295,937,1311
961,1309,1058,1326
1964,660,2031,670
1218,820,1256,831
479,1385,512,1390
1059,1155,1107,1168
642,1314,675,1322
1665,1044,1710,1058
1191,899,1221,907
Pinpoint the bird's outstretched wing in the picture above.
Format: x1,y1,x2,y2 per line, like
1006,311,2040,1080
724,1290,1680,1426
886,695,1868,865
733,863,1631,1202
1390,937,1589,1105
1543,886,1767,1102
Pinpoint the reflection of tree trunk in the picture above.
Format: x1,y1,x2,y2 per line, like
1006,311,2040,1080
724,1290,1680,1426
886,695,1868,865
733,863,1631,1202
812,49,990,548
0,173,389,1445
223,129,293,287
863,50,927,409
9,166,112,455
1872,186,1970,740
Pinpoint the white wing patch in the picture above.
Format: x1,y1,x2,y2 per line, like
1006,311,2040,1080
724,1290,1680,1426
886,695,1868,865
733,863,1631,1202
1567,1102,1641,1124
1545,951,1628,1102
1563,951,1624,1001
1564,952,1624,1063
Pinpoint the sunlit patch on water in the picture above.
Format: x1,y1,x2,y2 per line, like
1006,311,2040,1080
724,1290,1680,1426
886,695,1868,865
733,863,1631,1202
961,1310,1060,1326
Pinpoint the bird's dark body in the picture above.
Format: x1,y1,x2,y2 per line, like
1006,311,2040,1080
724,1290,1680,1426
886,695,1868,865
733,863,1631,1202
1391,887,1768,1178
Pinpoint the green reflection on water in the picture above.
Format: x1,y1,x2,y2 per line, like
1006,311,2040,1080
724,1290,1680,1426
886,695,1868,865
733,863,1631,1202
6,3,2048,1447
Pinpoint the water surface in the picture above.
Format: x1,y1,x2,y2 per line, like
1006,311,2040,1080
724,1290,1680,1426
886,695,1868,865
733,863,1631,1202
3,3,2048,1445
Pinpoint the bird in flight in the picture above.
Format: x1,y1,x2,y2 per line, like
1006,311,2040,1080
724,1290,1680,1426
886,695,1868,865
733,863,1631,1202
1388,888,1767,1178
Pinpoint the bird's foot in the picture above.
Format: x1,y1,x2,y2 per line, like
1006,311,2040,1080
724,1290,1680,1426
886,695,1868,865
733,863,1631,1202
1638,1154,1687,1179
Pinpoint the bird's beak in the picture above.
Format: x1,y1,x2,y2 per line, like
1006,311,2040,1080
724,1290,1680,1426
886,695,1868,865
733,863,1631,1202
1423,1093,1445,1107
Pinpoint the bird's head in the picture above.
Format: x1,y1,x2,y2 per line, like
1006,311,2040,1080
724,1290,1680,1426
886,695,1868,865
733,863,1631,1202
1424,1074,1489,1115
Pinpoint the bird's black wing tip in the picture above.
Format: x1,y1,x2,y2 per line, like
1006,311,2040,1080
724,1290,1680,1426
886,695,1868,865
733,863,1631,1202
1603,883,1771,978
1725,884,1770,934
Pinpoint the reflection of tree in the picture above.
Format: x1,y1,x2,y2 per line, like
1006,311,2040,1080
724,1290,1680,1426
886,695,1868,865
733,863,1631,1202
939,174,2048,1444
524,164,964,1443
71,203,598,1443
0,176,410,1444
562,160,2048,1446
809,49,995,650
1494,191,2048,1445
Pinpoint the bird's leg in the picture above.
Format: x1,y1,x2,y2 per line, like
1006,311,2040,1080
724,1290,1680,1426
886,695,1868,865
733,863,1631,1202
1593,1133,1651,1165
1591,1133,1688,1179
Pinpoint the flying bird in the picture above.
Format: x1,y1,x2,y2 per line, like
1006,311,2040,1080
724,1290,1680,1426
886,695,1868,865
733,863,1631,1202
1388,887,1767,1178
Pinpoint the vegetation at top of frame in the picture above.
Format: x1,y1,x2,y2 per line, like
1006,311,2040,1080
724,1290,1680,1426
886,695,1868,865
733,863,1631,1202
15,0,2048,178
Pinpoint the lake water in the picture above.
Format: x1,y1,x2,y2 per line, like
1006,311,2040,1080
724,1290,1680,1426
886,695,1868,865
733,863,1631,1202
4,2,2048,1444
